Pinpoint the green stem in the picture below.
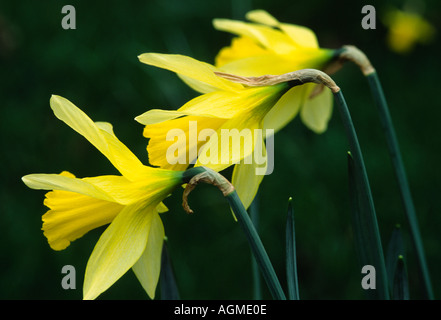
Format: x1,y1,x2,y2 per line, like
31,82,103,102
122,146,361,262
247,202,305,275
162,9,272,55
334,90,390,300
227,190,286,300
366,72,433,299
249,196,263,300
286,197,300,300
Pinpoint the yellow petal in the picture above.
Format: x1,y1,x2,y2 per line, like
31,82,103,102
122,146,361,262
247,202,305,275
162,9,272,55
178,90,250,117
50,95,145,181
218,50,330,77
245,10,279,27
245,9,319,48
213,19,296,54
263,85,304,134
215,37,269,67
219,54,294,77
43,189,123,250
177,74,221,94
136,90,251,127
135,109,191,126
278,24,319,48
156,202,168,213
83,201,156,300
22,173,115,202
300,84,333,133
231,152,266,210
132,212,165,299
138,53,242,92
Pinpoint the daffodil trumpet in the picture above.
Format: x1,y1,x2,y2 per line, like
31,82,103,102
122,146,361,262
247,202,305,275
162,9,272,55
336,45,434,299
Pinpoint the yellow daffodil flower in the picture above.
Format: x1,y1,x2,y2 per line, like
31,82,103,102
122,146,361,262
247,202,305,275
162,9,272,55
136,53,332,210
22,95,186,300
383,8,435,54
213,10,336,134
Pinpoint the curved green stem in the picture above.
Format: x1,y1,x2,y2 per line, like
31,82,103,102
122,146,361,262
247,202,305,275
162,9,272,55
227,191,286,300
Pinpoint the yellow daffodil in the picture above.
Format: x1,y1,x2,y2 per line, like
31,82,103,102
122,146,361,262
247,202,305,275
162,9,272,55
383,8,435,54
213,9,336,134
22,95,186,300
136,53,331,210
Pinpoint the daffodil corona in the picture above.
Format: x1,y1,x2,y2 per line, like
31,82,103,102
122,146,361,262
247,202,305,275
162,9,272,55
22,95,187,300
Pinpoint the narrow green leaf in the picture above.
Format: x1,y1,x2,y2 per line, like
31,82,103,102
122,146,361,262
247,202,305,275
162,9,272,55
366,72,433,299
393,255,409,300
286,197,300,300
386,224,404,293
160,242,180,300
347,151,388,300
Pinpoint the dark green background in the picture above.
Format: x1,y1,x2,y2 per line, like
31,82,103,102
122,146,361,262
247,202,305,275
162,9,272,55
1,0,440,299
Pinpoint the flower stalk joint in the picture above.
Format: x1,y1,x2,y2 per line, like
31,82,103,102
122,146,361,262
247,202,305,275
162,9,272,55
182,167,235,214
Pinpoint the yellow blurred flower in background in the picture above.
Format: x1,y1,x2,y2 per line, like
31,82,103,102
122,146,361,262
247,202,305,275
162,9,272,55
383,7,435,54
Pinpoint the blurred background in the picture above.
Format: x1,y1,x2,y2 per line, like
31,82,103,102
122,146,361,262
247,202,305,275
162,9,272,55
1,0,440,299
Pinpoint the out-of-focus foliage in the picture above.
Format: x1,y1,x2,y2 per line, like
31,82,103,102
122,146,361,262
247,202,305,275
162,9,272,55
1,0,440,299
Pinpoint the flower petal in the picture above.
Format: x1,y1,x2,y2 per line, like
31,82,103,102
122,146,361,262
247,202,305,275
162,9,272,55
231,154,266,210
22,172,116,202
43,189,123,250
300,84,333,134
138,53,242,92
245,9,319,48
213,19,296,54
279,23,319,49
50,95,145,181
263,85,304,134
132,212,165,299
215,37,268,68
135,109,194,126
245,10,279,27
177,74,220,94
83,201,156,300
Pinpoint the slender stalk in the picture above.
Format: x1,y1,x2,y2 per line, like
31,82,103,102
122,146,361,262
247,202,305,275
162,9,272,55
335,90,390,300
366,72,433,299
227,191,286,300
286,197,300,300
249,196,263,300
